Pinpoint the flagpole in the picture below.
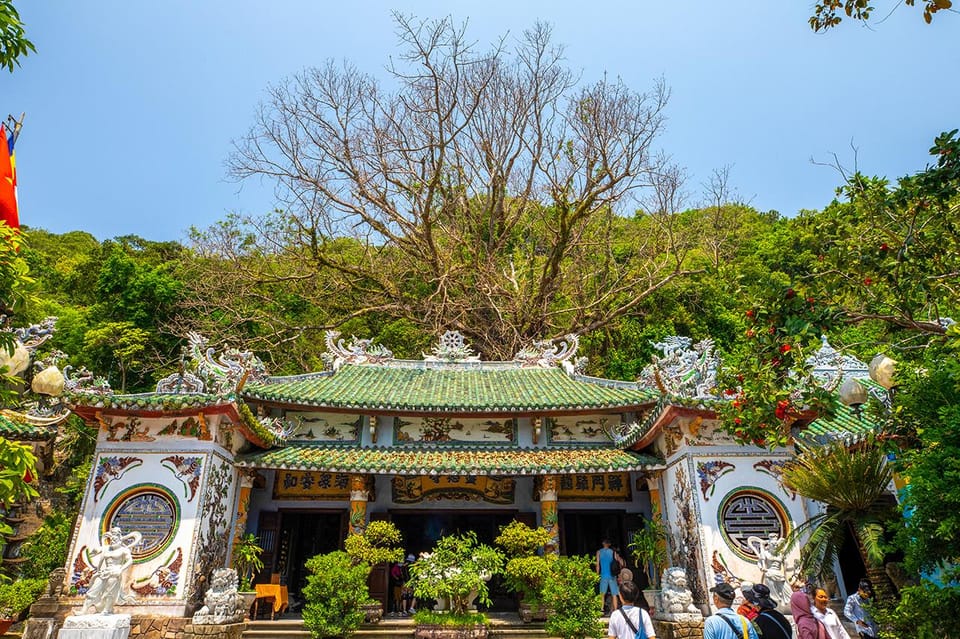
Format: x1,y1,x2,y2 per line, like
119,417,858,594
4,113,25,145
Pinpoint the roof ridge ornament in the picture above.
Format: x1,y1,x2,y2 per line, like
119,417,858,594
513,334,581,370
186,332,268,394
637,336,719,400
424,330,480,362
806,335,869,384
323,330,395,370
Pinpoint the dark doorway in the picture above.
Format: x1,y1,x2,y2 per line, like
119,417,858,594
391,510,519,611
274,510,347,599
560,510,627,560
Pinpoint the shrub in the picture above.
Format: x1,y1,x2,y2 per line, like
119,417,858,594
19,511,72,580
541,556,604,639
496,520,555,606
408,531,503,616
302,551,370,639
231,533,264,591
412,610,488,627
344,520,404,567
0,578,45,619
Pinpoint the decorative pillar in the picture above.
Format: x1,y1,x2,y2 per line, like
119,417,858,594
231,470,257,548
349,474,369,535
532,417,541,445
645,472,667,584
540,475,559,554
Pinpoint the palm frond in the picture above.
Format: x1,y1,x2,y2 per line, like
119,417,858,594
856,522,886,569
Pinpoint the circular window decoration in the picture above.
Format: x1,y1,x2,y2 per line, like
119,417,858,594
101,484,180,563
718,488,790,560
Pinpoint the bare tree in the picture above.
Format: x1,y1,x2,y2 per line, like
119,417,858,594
188,15,700,360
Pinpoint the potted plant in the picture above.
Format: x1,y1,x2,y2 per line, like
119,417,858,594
494,520,555,622
540,556,604,639
232,533,264,616
343,520,405,622
302,551,370,639
407,531,504,639
0,578,46,634
628,512,668,607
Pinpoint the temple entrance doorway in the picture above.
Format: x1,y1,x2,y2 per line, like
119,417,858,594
391,509,525,611
560,510,627,565
272,509,347,600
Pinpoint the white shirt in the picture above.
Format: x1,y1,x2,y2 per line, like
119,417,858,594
813,606,851,639
607,605,656,639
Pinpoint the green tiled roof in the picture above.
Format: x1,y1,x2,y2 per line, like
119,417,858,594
237,444,663,475
66,391,235,411
243,366,657,413
0,413,57,440
803,402,880,439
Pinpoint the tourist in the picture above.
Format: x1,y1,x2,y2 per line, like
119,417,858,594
843,579,878,638
746,583,792,639
596,539,622,613
812,589,850,639
737,583,760,620
790,590,826,639
401,553,417,615
703,582,759,639
608,581,657,639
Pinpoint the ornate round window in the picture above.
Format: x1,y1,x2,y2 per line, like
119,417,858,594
717,488,790,560
102,484,180,563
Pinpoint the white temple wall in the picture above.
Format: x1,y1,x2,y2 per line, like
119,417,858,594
657,415,805,612
65,414,240,616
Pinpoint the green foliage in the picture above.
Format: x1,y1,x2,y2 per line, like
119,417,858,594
412,610,487,627
0,577,44,619
810,0,952,31
781,436,895,573
0,437,38,510
541,556,604,639
890,337,960,575
18,511,72,580
344,520,404,567
408,531,504,616
0,0,34,72
302,550,369,639
628,514,668,587
716,282,838,447
232,533,264,591
83,321,150,393
495,521,555,605
870,579,960,639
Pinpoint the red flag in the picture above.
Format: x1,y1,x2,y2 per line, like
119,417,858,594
0,123,19,229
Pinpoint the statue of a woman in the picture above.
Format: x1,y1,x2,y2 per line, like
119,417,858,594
83,527,141,614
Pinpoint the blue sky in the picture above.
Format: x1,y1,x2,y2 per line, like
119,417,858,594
3,2,957,242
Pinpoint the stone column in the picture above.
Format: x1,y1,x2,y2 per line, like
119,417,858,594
539,475,559,554
645,472,667,584
231,470,257,548
349,474,369,534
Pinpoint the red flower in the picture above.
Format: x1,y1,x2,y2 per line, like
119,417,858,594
807,297,815,304
785,288,796,299
736,374,744,383
880,243,889,251
732,400,741,409
734,418,742,426
746,309,755,319
746,329,756,338
771,357,782,367
864,277,873,286
724,388,736,396
779,343,792,354
775,400,790,420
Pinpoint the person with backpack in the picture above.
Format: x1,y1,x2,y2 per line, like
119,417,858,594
607,581,656,639
745,583,792,639
703,583,759,639
597,538,624,613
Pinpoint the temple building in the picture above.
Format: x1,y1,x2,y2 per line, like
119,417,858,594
58,330,881,618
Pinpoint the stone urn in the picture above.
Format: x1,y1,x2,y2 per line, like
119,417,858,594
414,624,489,639
238,591,258,619
518,600,550,623
361,601,384,623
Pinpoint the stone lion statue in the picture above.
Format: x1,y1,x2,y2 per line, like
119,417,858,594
655,567,703,621
192,568,244,625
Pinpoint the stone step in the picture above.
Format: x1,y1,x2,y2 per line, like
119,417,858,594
241,617,560,639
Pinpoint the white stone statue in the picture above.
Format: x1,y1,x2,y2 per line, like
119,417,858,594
192,568,245,625
748,533,795,614
82,527,141,615
654,567,703,622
